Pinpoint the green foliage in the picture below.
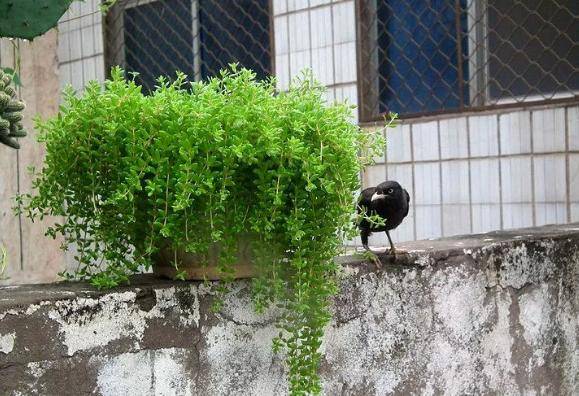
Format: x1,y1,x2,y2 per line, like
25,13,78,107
0,0,74,40
0,68,26,149
19,66,384,394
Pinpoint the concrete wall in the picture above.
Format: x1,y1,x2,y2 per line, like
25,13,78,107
1,224,577,395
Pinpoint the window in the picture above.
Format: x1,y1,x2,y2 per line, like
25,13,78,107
487,0,579,102
106,0,273,92
357,0,578,121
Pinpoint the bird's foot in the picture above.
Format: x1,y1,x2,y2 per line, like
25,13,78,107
361,248,382,269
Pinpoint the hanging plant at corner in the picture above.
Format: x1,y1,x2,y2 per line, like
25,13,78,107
18,66,385,394
0,68,26,149
0,0,82,150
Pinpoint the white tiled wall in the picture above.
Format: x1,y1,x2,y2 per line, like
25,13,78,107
359,103,579,248
58,0,105,92
274,0,358,120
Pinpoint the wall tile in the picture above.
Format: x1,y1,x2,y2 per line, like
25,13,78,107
570,154,579,202
470,158,500,204
80,26,95,58
287,0,309,12
274,16,289,55
499,110,531,155
94,23,103,55
332,1,356,44
413,121,439,161
415,205,442,240
333,42,356,83
389,210,415,244
311,46,334,86
69,30,82,62
571,203,579,222
568,106,579,151
275,54,290,90
535,203,567,226
310,0,332,6
442,204,471,236
367,230,388,249
70,60,84,91
439,117,468,159
82,57,96,84
95,54,105,82
58,31,70,63
368,127,386,164
362,165,386,188
386,123,412,163
471,204,501,233
533,155,566,203
568,154,579,223
334,83,357,104
288,11,310,52
534,154,567,225
334,84,358,122
59,63,71,90
469,114,498,157
322,87,335,103
273,0,288,15
310,6,333,48
441,160,469,204
532,108,566,153
502,203,533,230
387,164,414,200
289,50,311,78
500,157,532,203
414,162,441,205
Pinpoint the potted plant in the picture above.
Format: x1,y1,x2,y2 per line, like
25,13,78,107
19,66,384,394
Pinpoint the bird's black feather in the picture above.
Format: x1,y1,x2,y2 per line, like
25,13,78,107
356,180,410,252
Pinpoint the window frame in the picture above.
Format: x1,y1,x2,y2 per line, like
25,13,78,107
355,0,579,122
104,0,276,83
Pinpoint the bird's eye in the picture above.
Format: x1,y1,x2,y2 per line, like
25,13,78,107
387,188,394,194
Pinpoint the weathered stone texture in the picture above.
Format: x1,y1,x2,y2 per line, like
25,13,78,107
0,224,578,395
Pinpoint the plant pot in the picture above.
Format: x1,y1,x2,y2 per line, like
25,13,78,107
153,235,258,280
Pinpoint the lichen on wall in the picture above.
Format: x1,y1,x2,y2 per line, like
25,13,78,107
0,224,577,395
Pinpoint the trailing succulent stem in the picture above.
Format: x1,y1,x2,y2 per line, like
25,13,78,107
0,68,26,149
19,66,383,395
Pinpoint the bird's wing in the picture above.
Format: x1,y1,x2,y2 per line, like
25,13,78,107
403,189,410,217
357,187,376,213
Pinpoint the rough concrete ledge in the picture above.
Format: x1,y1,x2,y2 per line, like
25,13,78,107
1,224,578,395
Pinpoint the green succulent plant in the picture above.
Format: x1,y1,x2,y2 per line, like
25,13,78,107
19,66,386,395
0,68,26,149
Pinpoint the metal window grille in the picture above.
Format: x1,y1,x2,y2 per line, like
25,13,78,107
356,0,579,121
105,0,274,92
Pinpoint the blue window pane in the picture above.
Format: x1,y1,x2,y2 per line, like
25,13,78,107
124,0,194,92
377,0,469,115
199,0,272,80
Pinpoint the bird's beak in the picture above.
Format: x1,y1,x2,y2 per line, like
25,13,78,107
371,192,386,202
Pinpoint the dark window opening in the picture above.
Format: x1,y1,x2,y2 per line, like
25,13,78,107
199,0,272,80
109,0,273,93
124,0,194,92
487,0,579,100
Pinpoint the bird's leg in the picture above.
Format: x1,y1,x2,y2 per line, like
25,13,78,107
386,230,396,256
361,230,370,251
361,230,382,268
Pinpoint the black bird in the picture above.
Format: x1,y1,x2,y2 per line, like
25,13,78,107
356,180,410,254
